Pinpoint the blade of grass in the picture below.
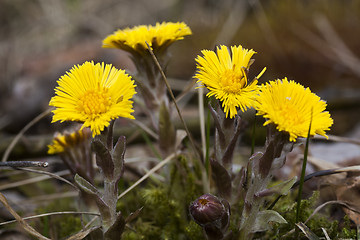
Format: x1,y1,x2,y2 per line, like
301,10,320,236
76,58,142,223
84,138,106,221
296,109,313,238
296,109,313,222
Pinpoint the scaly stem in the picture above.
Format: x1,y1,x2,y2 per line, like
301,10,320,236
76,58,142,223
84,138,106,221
103,179,117,231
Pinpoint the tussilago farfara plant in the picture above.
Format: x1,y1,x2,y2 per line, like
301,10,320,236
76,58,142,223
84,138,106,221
49,61,137,238
103,22,192,156
1,20,337,240
191,45,333,240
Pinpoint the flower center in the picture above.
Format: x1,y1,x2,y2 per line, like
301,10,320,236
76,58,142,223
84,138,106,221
219,68,246,94
199,198,209,206
78,89,113,119
278,97,304,126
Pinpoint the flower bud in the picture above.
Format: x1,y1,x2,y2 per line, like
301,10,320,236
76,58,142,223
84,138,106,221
189,194,231,239
190,194,226,226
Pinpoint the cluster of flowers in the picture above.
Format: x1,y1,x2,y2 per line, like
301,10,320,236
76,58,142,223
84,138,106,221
48,21,332,150
45,20,334,239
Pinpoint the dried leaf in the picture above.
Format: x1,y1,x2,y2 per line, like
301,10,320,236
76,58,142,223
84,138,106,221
296,222,320,240
175,129,187,150
0,192,50,240
335,176,360,224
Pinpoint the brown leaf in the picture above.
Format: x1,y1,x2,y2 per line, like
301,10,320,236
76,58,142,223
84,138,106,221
335,176,360,224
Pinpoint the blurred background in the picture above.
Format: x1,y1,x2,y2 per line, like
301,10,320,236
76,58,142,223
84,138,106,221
0,0,360,154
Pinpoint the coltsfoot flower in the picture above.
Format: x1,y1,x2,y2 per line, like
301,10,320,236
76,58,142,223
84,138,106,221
49,61,137,137
47,128,91,154
195,45,264,118
255,78,333,142
102,22,192,53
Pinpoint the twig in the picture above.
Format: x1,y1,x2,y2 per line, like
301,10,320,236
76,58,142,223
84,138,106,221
0,161,48,168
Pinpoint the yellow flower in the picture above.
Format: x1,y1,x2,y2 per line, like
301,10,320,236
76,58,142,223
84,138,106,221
195,45,263,118
102,22,192,52
255,78,333,142
49,61,137,137
48,128,91,154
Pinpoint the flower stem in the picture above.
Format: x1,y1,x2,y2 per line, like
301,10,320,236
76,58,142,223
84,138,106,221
103,179,117,230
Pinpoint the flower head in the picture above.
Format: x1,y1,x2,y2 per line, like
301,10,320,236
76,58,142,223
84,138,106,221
189,193,227,226
255,78,333,142
49,61,136,137
195,45,262,118
102,22,192,53
48,128,91,154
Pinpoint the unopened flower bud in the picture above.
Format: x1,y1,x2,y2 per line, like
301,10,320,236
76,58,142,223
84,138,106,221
190,194,226,226
190,194,231,239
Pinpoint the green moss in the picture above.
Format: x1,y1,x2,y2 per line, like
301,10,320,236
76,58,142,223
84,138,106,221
119,154,205,239
263,191,356,239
